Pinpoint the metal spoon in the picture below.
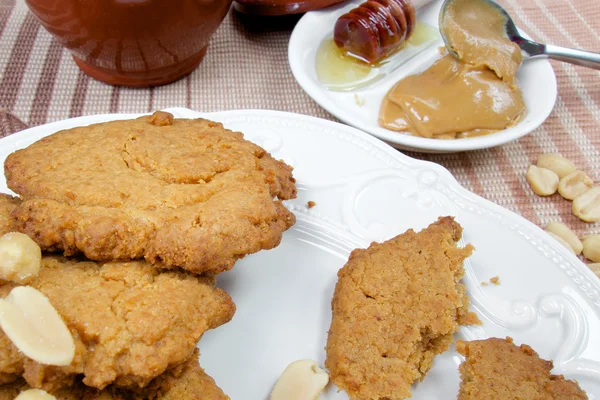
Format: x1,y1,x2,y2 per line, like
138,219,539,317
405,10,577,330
439,0,600,70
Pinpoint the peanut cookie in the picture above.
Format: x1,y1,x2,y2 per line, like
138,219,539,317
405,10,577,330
456,337,587,399
0,349,229,399
0,256,235,392
5,111,296,274
325,217,480,400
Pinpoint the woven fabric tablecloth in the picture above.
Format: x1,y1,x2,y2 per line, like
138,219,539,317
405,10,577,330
0,0,599,238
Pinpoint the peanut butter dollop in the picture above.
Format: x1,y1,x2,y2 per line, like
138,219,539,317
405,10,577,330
379,0,526,139
440,0,522,82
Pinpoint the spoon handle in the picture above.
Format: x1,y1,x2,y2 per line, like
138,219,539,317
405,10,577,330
543,44,600,70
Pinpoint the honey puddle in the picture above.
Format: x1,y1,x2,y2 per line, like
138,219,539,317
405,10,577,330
316,22,439,91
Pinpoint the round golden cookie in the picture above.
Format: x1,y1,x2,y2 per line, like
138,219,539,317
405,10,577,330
4,111,297,274
0,349,229,400
0,255,235,392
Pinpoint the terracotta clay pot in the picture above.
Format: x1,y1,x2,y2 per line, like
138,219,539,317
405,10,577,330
233,0,345,16
25,0,232,87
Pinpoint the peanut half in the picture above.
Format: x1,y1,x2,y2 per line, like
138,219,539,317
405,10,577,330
15,389,56,400
573,187,600,222
536,154,576,178
587,263,600,278
0,232,41,284
558,171,593,200
545,221,583,255
582,235,600,263
270,360,329,400
546,232,576,254
526,165,559,196
0,286,75,366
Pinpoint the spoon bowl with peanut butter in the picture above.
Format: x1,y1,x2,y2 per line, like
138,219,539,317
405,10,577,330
439,0,600,71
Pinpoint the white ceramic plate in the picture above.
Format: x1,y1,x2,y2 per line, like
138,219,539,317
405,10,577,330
0,108,598,399
288,0,558,153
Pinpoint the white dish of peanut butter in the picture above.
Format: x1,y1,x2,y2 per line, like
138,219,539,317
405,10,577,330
289,0,557,153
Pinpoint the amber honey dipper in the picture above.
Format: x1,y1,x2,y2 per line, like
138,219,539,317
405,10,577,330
333,0,434,64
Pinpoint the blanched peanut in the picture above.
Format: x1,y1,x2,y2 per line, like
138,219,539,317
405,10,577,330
558,171,593,200
0,232,41,283
526,165,559,196
582,235,600,263
545,221,583,255
0,286,75,366
573,187,600,222
15,389,56,400
546,232,575,254
536,154,576,178
587,263,600,278
270,360,329,400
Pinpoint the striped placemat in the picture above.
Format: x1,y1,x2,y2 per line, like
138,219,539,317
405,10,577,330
1,0,599,241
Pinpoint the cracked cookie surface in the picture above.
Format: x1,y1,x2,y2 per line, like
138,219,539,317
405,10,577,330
456,337,587,400
325,217,480,400
0,256,235,391
0,349,229,400
4,111,297,274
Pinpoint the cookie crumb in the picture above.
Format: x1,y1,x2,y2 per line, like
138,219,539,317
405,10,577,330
353,94,365,107
149,111,174,126
307,201,316,209
481,281,488,286
489,276,500,285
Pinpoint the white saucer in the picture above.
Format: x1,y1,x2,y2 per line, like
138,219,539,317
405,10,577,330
288,0,558,153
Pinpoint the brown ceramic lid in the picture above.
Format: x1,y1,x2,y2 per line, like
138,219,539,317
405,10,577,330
233,0,347,16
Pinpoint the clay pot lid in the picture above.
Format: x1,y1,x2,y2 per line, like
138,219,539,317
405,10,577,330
233,0,347,16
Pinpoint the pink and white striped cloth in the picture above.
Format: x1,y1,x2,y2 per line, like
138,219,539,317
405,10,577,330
1,0,599,237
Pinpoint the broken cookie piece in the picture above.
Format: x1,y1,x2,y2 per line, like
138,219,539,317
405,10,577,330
325,217,480,400
5,111,297,274
0,256,235,392
456,337,587,399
